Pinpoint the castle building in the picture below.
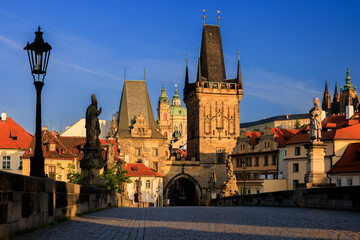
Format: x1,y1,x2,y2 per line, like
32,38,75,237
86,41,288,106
157,82,187,142
322,66,360,115
114,74,169,174
162,20,243,205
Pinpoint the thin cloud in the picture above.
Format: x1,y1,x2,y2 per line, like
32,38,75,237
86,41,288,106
54,61,122,81
243,67,322,111
0,35,22,50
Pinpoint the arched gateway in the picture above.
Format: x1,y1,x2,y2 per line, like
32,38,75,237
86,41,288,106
164,173,202,206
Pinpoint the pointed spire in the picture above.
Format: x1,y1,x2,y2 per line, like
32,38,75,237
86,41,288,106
334,81,340,102
237,51,242,86
159,80,168,101
185,57,189,87
203,9,206,26
343,65,353,90
324,80,329,93
196,49,202,82
346,64,351,83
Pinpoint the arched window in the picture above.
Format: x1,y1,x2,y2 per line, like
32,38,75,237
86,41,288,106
205,119,211,134
164,132,168,138
163,113,167,121
146,180,150,188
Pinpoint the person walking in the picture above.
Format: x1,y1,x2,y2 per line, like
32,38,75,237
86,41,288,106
134,191,139,207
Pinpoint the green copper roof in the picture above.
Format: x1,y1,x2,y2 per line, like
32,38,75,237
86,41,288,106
172,126,182,140
159,81,169,101
170,105,187,116
343,65,354,91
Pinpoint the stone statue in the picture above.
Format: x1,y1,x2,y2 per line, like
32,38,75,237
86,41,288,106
220,157,239,197
79,94,106,187
85,94,102,146
110,114,117,137
309,97,322,142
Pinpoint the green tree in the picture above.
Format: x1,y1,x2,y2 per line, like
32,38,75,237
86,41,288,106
67,163,83,184
101,164,132,192
56,163,64,180
294,119,301,129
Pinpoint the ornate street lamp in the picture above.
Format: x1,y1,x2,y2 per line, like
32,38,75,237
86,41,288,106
24,26,52,177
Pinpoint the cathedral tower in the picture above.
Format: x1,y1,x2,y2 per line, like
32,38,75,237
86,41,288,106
322,80,331,113
157,81,171,140
339,66,357,113
184,24,243,163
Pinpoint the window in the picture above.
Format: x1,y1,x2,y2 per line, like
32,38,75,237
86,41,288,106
213,83,218,89
19,156,22,170
293,180,299,189
248,157,252,166
295,147,301,156
135,148,141,156
264,156,268,166
49,165,56,173
236,158,241,167
256,189,260,194
284,150,287,157
2,156,11,169
293,163,299,172
164,132,168,138
163,113,167,121
221,84,226,89
255,157,259,166
253,174,258,179
247,189,251,195
217,148,225,163
336,178,341,187
153,149,158,156
204,83,209,88
271,155,276,165
153,162,158,170
50,143,56,151
146,180,151,189
213,130,215,135
137,159,142,163
347,178,353,186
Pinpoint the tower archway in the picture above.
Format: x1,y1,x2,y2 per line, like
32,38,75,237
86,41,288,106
164,173,202,206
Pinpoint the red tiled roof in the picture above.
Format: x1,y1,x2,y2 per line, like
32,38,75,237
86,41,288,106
246,131,261,146
328,143,360,173
123,163,163,177
285,114,360,145
23,132,119,161
0,117,32,149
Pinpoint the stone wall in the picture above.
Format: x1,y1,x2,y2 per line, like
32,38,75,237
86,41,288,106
0,171,148,239
212,186,360,211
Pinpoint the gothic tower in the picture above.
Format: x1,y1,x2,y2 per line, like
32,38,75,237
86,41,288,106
184,24,243,163
322,80,331,113
157,81,171,140
332,82,340,115
339,66,357,114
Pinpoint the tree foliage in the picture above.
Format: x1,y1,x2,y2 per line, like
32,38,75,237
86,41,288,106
67,163,83,184
101,164,132,192
294,119,301,129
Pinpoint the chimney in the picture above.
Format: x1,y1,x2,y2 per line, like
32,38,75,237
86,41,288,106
1,112,7,122
346,105,354,119
42,126,48,131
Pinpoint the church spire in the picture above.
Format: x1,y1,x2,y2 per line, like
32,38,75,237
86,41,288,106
196,49,202,82
185,57,189,88
237,51,243,88
343,65,354,90
322,80,331,113
159,80,169,103
334,81,339,102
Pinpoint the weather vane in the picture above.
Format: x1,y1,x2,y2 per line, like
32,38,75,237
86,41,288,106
203,9,206,25
217,10,220,26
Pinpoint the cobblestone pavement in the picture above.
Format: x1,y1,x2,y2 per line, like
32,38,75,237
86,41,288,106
16,206,360,240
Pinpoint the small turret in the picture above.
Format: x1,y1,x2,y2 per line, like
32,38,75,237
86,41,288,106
237,51,242,88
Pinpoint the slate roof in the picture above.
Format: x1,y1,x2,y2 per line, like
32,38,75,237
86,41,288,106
116,80,165,139
199,25,226,82
123,163,163,177
328,143,360,174
240,113,308,128
0,117,32,149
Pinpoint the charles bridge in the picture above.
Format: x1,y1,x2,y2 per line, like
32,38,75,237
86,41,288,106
1,171,360,239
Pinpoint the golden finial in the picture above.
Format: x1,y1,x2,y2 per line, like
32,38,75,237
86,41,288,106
175,84,178,88
198,48,201,58
175,84,178,94
238,51,240,60
162,80,165,88
217,10,220,26
203,9,206,25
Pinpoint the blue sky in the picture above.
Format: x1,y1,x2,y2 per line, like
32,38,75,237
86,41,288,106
0,1,360,133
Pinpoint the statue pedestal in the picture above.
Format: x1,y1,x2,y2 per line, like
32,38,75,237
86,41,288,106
304,141,328,188
79,145,106,188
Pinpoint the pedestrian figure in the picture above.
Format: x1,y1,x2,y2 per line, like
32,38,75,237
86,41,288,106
166,198,170,206
134,191,139,207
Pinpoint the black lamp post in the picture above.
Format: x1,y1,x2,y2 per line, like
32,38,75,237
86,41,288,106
24,26,52,177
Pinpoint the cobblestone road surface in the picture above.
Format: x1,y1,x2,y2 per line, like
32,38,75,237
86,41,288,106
16,206,360,240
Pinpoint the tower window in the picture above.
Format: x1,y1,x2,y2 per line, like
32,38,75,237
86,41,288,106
163,113,167,121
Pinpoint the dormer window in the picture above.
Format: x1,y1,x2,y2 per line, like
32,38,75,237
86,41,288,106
50,143,56,151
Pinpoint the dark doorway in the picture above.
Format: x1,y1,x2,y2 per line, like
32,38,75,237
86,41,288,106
167,177,198,206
